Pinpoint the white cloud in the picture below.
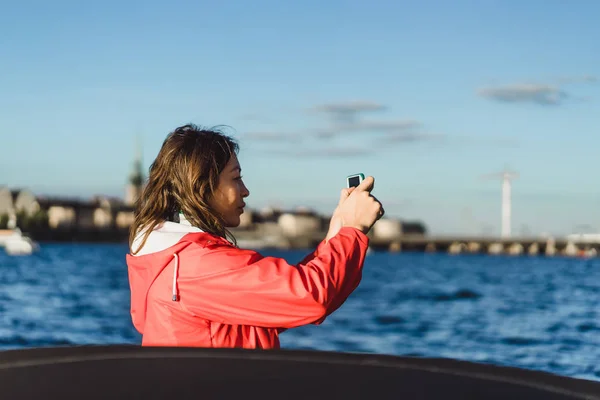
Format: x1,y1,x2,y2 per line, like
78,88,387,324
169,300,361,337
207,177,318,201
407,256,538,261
315,119,421,138
311,100,387,114
264,147,373,158
556,75,597,84
478,75,596,106
309,100,387,123
242,131,301,142
244,99,516,157
382,132,445,144
478,84,567,105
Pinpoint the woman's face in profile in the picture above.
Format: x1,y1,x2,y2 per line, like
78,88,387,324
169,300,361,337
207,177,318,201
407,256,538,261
209,154,250,227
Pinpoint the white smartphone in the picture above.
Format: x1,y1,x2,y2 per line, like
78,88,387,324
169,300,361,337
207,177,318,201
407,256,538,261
346,173,365,188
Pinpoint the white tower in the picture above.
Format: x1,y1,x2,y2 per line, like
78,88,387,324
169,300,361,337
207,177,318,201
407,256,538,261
481,168,519,238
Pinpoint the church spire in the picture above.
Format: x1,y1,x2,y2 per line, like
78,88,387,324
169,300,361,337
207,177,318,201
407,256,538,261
129,135,144,186
125,134,145,206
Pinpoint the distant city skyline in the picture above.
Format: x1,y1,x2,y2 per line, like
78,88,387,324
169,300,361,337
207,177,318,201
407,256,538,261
2,1,599,236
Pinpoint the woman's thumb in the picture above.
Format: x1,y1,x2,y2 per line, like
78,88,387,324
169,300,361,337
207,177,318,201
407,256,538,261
338,187,355,205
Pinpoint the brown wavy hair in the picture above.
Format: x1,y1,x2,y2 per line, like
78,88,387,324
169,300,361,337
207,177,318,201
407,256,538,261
129,123,239,254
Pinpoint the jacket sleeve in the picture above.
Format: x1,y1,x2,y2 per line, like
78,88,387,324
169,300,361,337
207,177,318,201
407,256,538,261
176,227,369,329
291,237,362,325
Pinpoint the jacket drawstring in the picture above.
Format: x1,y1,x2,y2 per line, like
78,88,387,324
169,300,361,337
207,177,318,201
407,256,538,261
172,253,179,301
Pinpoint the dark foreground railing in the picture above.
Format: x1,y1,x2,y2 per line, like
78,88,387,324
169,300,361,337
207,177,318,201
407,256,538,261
1,346,599,399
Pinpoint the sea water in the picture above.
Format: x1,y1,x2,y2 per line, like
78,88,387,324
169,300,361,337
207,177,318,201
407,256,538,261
1,244,599,381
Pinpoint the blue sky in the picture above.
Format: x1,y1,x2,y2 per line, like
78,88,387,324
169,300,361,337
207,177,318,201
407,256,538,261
1,0,599,236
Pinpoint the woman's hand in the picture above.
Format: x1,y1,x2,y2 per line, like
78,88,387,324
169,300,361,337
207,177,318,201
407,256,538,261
325,176,384,242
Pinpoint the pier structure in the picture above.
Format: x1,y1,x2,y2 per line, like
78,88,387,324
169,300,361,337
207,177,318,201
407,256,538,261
367,234,599,257
231,212,598,257
231,222,599,257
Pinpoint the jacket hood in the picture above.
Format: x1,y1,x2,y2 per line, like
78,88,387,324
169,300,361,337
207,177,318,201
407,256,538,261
126,215,208,333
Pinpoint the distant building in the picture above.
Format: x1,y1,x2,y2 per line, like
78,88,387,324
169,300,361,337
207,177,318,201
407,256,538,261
0,187,40,219
91,195,131,230
36,197,93,229
93,196,118,229
373,218,403,240
12,189,40,215
401,220,427,235
115,208,135,229
238,209,254,229
0,187,14,217
278,212,322,238
254,207,284,223
35,195,135,230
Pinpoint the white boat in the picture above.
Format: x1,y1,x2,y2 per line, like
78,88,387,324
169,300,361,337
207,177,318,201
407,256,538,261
0,228,39,256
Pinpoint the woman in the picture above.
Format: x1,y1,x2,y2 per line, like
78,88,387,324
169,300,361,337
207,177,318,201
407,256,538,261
126,124,384,349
